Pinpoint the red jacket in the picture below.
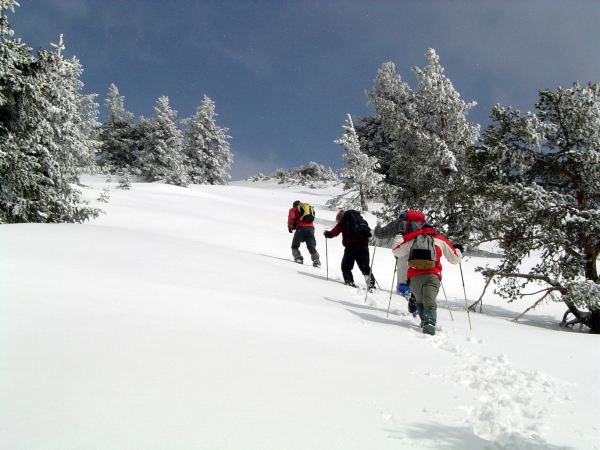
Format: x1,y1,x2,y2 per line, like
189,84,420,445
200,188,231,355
288,207,314,229
325,222,368,247
392,227,462,281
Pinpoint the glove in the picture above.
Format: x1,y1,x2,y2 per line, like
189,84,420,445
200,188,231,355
454,244,464,252
324,231,333,239
397,283,411,299
289,228,293,233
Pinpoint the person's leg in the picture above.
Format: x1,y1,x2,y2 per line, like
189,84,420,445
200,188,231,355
354,243,375,288
420,274,441,335
291,229,303,263
409,274,439,330
341,245,356,285
396,254,409,289
304,228,320,267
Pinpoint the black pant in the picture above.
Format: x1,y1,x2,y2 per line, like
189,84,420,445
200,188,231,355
291,226,319,262
341,242,373,284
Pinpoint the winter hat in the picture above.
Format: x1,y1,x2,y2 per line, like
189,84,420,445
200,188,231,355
336,210,345,223
293,200,300,207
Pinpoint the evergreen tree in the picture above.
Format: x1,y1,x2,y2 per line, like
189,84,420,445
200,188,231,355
182,95,232,185
138,96,187,185
0,5,100,223
334,114,384,212
469,82,600,333
98,83,138,174
359,50,480,242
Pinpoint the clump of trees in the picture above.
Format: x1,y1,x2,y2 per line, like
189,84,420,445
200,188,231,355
0,2,233,224
98,87,232,187
1,1,101,223
340,49,599,333
247,162,337,187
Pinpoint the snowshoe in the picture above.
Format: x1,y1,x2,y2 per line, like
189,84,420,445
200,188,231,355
344,281,357,288
294,257,303,264
313,260,321,268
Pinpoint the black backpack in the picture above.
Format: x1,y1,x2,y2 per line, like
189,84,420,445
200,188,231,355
343,210,372,240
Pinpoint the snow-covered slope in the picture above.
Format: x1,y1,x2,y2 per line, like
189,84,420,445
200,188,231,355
1,175,598,449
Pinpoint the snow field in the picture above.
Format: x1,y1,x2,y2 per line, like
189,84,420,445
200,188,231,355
0,175,598,449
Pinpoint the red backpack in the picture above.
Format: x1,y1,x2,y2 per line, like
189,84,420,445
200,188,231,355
399,210,425,235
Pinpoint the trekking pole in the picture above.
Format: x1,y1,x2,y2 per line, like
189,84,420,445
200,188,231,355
325,238,329,281
459,262,472,330
365,244,377,303
386,257,398,317
440,281,454,321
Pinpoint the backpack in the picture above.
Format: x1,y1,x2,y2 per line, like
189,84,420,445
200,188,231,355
297,203,315,223
398,210,425,235
343,210,372,240
408,233,437,270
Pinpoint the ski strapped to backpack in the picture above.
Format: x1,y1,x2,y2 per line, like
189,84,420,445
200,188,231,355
344,210,372,240
297,203,315,223
408,232,437,270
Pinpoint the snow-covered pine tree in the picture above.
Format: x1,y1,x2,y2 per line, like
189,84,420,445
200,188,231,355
137,96,187,186
98,83,138,174
334,114,384,212
358,50,480,242
469,82,600,333
0,5,100,223
182,95,232,185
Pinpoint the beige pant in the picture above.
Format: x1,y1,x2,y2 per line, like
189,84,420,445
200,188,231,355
409,273,441,310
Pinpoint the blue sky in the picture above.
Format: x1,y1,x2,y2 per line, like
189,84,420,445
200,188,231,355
6,0,600,180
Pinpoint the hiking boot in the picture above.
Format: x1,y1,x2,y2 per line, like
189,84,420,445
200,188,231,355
294,256,304,264
313,260,321,268
422,308,437,335
364,274,376,290
344,280,357,288
416,304,424,327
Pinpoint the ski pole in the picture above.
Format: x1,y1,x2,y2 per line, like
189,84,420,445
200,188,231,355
386,257,398,317
325,237,329,281
365,244,377,303
459,262,472,330
440,281,454,321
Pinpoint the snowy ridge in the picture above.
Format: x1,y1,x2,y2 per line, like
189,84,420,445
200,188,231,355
0,175,598,450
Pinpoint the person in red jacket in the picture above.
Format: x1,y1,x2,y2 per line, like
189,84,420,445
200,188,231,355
288,200,320,267
392,225,463,335
323,210,376,289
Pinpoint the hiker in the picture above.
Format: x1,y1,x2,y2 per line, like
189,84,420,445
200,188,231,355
392,224,463,335
374,210,425,294
288,200,321,267
323,210,376,290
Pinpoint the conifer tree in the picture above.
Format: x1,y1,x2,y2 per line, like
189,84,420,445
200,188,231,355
335,114,384,212
0,4,100,223
182,95,232,185
138,96,187,185
469,82,600,333
98,83,138,174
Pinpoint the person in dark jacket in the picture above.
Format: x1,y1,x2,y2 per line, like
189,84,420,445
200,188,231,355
392,225,463,335
323,210,376,289
288,200,320,267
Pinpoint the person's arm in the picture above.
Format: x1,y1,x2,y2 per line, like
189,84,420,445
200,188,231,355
391,234,411,258
324,224,342,238
374,218,401,239
436,236,463,264
287,208,297,232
